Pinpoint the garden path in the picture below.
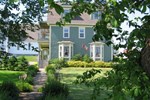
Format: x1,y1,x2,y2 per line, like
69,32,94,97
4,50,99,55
19,68,47,100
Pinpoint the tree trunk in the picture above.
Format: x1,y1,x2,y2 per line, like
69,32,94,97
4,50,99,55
141,39,150,77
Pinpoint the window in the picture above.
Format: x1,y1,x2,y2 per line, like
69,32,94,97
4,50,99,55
64,46,69,57
63,27,70,38
91,11,101,20
28,43,31,50
62,9,70,17
95,46,100,57
58,41,74,60
79,27,85,38
90,42,104,61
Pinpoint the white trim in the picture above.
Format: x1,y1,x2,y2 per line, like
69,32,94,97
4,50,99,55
111,44,113,60
78,27,85,39
90,42,104,61
58,41,74,60
49,26,51,60
63,27,70,38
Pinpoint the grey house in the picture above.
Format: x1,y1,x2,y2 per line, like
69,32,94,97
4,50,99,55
38,3,113,67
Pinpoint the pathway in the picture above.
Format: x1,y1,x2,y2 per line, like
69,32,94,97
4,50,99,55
19,68,47,100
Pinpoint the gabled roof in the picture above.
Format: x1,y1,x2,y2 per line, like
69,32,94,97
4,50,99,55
25,30,39,42
47,8,97,26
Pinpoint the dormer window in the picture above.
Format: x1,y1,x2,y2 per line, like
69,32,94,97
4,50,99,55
62,9,70,17
91,11,101,20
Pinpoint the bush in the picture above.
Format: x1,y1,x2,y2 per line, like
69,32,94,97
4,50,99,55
17,82,33,92
8,56,18,70
25,75,34,85
0,81,19,100
42,80,69,99
67,61,113,68
45,64,56,74
72,54,83,61
27,65,39,77
49,58,68,68
17,56,29,71
67,61,87,67
0,91,15,100
83,54,93,63
44,94,67,100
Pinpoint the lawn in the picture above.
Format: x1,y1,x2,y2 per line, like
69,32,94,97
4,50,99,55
60,67,111,100
0,70,25,84
24,56,38,62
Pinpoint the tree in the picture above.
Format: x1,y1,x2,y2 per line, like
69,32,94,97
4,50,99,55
2,0,150,99
51,0,150,99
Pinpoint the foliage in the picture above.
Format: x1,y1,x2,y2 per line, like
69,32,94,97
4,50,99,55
42,79,69,99
67,60,113,68
83,54,93,63
0,81,19,100
16,82,33,92
0,0,45,51
26,65,39,77
8,56,18,70
49,58,68,68
0,55,29,71
25,75,34,85
71,54,83,61
75,60,150,99
45,64,56,74
17,56,29,71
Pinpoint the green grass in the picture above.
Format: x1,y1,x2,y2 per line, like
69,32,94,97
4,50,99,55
24,56,38,62
60,67,111,100
0,70,25,84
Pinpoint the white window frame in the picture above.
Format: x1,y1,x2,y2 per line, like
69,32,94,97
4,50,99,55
58,41,74,60
79,27,85,39
63,27,70,38
90,42,104,61
91,11,101,20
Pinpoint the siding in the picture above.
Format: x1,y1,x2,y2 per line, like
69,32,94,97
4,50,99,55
51,26,112,61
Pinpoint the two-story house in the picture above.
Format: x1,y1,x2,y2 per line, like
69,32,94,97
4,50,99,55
0,30,39,56
38,3,113,67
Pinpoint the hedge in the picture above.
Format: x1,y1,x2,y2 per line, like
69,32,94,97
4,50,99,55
67,61,113,68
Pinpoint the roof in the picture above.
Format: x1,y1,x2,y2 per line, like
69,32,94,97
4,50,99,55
47,8,97,26
25,30,39,42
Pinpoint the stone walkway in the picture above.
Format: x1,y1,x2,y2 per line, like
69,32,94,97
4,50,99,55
19,68,47,100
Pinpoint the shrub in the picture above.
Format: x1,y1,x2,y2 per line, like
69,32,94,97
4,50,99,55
0,91,15,100
49,58,68,68
44,94,67,100
8,56,18,70
67,61,87,67
27,65,38,77
72,54,83,61
0,81,19,100
42,80,69,99
83,54,93,63
1,55,9,69
17,82,33,92
25,75,34,85
67,61,113,68
45,64,56,74
17,56,29,71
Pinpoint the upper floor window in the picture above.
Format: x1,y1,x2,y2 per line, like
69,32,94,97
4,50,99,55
91,11,101,20
63,27,70,38
62,9,70,17
79,27,85,38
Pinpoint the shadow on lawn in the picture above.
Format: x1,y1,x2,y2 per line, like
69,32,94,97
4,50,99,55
60,72,109,100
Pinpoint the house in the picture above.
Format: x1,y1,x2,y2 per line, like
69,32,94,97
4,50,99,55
38,2,113,67
0,30,39,56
